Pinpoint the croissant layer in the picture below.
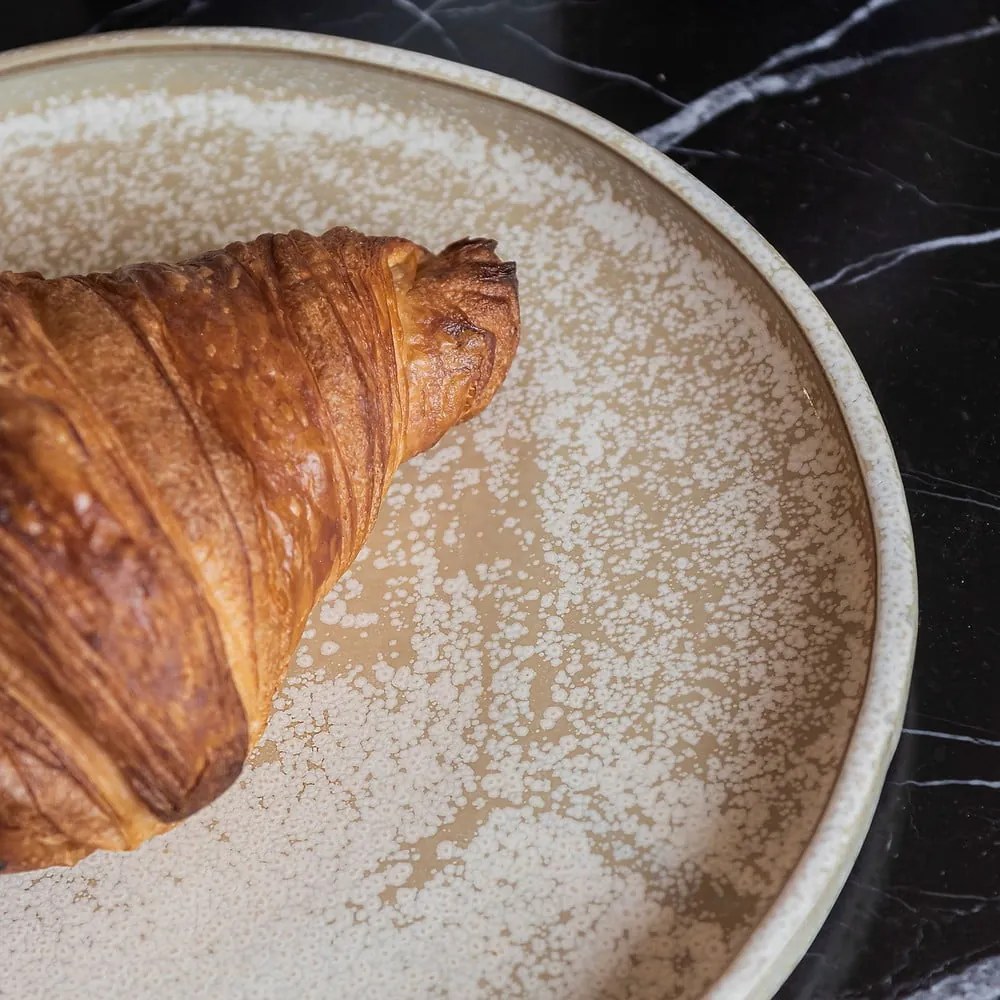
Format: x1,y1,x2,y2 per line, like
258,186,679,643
0,227,519,872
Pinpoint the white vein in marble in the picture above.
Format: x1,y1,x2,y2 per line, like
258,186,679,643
903,728,1000,750
86,0,208,33
506,25,682,107
756,0,907,72
392,0,462,57
894,779,1000,789
904,469,1000,504
916,889,997,904
639,18,1000,150
811,226,1000,290
905,489,1000,514
445,0,573,15
814,144,1000,216
905,955,1000,999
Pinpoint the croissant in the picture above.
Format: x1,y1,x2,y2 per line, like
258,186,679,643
0,226,518,873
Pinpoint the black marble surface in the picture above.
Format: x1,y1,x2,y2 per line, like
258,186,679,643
3,1,1000,997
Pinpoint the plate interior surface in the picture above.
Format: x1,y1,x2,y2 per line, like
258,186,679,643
0,39,879,1000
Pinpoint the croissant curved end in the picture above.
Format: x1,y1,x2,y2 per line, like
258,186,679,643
391,237,520,460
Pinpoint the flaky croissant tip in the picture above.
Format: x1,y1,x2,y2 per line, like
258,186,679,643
394,237,520,459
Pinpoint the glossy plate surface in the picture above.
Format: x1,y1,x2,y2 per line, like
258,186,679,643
0,29,916,1000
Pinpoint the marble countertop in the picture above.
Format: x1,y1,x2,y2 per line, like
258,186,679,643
4,1,999,997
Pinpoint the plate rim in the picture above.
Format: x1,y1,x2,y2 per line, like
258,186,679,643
0,27,918,1000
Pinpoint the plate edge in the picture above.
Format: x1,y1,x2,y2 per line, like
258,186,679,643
0,26,919,1000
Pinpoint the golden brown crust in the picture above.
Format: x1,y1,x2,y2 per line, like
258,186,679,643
0,226,518,872
392,237,519,459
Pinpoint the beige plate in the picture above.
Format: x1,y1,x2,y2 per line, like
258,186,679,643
0,29,916,1000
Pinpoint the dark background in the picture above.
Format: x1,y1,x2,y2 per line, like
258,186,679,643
4,2,1000,997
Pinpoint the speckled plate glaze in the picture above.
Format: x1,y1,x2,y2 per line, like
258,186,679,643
0,29,916,1000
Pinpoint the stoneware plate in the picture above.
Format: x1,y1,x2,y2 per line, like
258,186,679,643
0,29,916,1000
